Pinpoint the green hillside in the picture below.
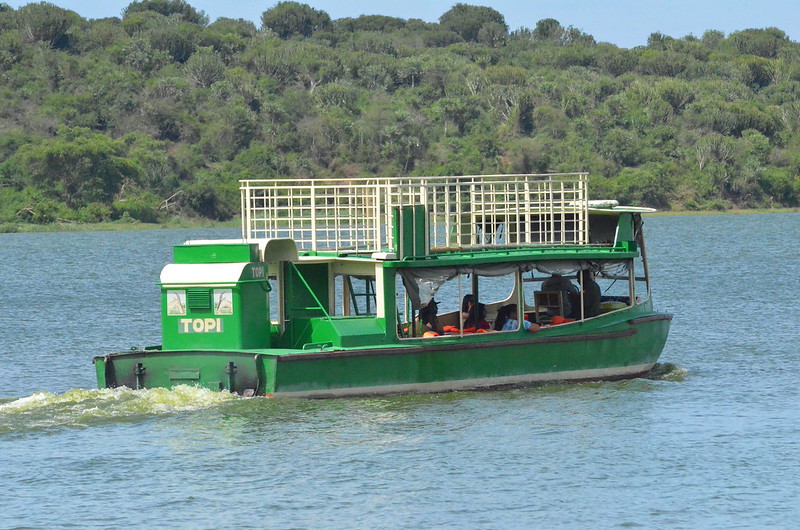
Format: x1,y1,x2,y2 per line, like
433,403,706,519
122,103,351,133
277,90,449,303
1,1,799,225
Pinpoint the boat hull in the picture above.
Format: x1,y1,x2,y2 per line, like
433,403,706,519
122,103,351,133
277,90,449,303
95,312,672,398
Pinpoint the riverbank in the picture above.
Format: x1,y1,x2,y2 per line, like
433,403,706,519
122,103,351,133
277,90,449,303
1,208,797,234
647,207,799,217
0,218,239,234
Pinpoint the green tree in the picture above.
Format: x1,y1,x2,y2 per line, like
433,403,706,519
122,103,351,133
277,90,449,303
16,2,80,49
149,17,200,62
532,18,563,42
730,28,788,59
123,0,208,25
597,45,638,76
12,127,140,208
116,36,170,73
199,17,256,61
261,2,331,39
243,36,298,84
637,50,691,77
0,29,23,70
439,3,507,43
478,22,507,48
184,46,225,87
335,15,406,33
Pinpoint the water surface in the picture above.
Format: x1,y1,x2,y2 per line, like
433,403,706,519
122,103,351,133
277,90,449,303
1,215,798,528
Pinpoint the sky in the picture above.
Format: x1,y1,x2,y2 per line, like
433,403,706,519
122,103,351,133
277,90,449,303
5,0,800,49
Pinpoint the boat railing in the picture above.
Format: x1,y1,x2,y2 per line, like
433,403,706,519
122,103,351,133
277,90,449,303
240,173,589,254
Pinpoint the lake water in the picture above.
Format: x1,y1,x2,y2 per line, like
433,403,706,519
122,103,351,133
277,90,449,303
1,214,799,528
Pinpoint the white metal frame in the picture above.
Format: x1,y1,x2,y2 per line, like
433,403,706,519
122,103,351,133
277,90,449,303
240,173,589,253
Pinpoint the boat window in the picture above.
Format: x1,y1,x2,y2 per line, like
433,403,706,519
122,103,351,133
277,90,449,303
268,276,280,325
595,260,635,313
334,274,377,316
522,259,634,323
633,215,650,304
395,268,517,339
633,254,649,304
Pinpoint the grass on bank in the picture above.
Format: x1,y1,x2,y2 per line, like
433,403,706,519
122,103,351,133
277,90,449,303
0,217,239,234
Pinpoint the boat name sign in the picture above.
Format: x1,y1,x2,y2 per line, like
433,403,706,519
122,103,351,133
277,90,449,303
178,318,225,333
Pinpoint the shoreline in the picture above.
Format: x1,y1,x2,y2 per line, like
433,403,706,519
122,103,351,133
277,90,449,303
0,219,240,234
646,207,799,217
1,208,797,234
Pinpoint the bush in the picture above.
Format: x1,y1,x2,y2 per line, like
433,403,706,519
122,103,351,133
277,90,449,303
180,171,238,220
16,198,70,224
112,192,163,222
77,202,113,222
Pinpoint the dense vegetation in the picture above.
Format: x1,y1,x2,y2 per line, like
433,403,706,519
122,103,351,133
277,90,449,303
1,1,799,225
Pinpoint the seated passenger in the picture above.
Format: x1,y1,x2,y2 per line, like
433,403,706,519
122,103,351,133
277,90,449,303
417,300,444,335
568,270,601,319
460,294,475,323
541,273,578,316
493,304,541,332
463,302,490,331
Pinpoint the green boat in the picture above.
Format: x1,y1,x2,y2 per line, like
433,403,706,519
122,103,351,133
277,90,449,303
94,173,671,397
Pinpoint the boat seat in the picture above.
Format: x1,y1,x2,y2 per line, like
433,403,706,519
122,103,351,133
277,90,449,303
534,291,564,324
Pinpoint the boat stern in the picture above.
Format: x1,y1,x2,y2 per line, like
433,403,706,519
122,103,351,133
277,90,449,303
93,350,275,396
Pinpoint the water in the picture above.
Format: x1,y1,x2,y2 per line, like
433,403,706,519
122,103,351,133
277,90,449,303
1,215,799,528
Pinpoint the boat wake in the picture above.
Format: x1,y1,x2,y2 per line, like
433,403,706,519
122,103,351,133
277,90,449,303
646,362,688,381
0,385,239,436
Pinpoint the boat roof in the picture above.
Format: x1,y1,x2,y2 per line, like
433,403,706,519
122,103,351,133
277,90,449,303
240,173,595,254
232,173,658,261
587,200,657,214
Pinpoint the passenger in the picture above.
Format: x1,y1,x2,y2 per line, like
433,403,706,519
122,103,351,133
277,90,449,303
569,269,601,319
460,294,475,323
418,300,444,336
541,273,578,316
464,302,490,331
493,304,541,332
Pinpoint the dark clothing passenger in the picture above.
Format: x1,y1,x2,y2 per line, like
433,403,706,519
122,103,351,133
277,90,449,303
418,300,444,335
464,302,489,330
570,270,601,319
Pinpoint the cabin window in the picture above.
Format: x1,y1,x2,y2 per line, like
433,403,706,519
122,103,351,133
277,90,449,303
395,259,637,337
633,215,650,304
334,274,377,316
521,259,634,322
268,276,280,326
633,254,649,304
395,267,518,339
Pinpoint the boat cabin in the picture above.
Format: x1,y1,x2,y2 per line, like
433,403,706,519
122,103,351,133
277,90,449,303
158,174,656,352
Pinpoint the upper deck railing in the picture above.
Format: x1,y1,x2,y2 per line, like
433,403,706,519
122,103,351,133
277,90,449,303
240,173,589,254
